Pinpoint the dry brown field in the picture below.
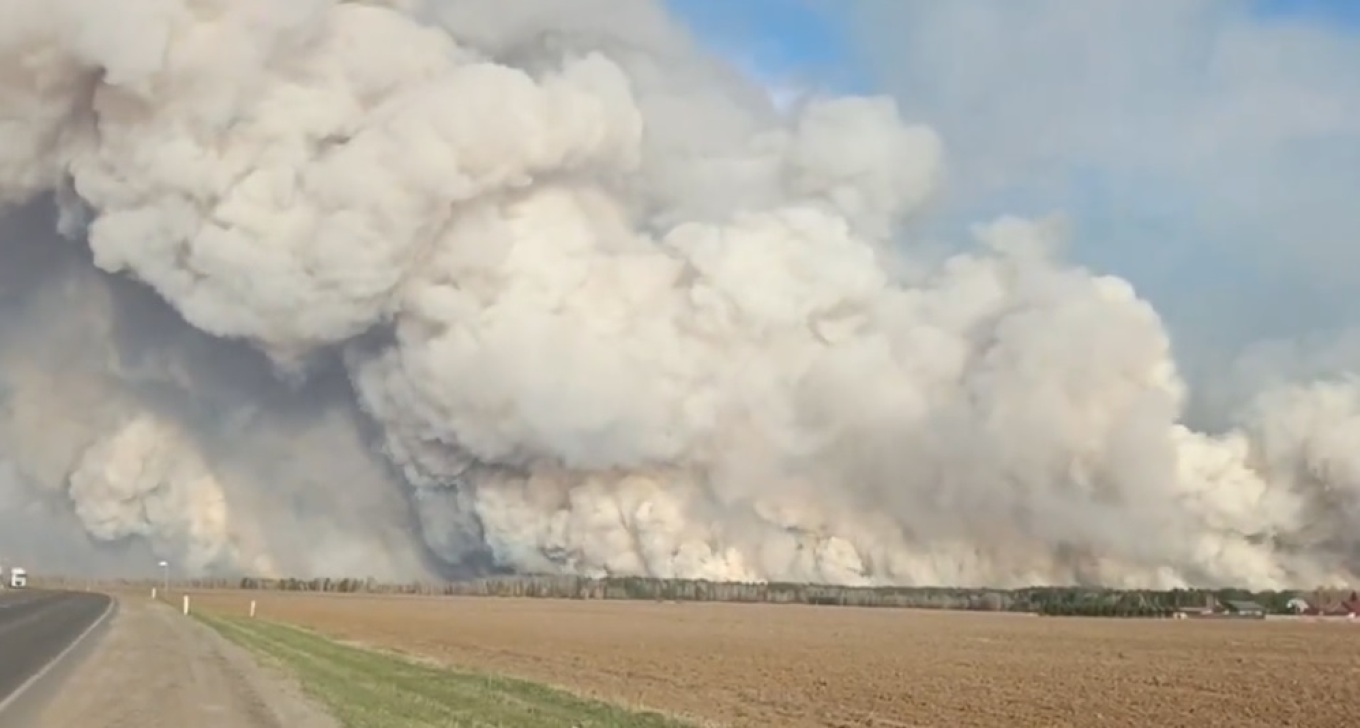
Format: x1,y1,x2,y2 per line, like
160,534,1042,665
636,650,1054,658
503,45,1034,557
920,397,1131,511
184,589,1360,728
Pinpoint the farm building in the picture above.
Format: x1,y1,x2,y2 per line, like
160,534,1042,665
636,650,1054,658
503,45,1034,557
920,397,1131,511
1175,597,1267,619
1173,593,1220,618
1222,600,1267,619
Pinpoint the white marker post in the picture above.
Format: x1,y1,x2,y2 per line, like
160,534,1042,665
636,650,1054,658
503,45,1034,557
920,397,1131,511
182,594,190,616
249,600,257,618
151,587,157,600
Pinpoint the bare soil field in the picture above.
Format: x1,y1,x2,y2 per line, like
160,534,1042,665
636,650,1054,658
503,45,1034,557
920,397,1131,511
187,590,1360,728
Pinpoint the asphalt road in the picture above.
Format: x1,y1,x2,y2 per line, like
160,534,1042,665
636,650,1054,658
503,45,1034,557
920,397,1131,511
0,589,112,713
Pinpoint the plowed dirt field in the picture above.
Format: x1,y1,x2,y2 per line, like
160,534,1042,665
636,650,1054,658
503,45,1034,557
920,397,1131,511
189,591,1360,727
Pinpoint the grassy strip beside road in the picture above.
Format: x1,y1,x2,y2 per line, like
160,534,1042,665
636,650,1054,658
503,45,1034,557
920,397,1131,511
196,612,692,728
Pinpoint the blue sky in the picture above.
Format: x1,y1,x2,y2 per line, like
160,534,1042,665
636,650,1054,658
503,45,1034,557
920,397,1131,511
664,0,1360,399
664,0,866,91
1254,0,1360,23
665,0,1360,86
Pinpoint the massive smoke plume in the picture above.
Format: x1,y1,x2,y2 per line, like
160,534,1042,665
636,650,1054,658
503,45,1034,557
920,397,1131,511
0,0,1356,589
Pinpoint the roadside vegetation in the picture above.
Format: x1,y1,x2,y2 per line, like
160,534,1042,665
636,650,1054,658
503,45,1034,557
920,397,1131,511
196,612,691,728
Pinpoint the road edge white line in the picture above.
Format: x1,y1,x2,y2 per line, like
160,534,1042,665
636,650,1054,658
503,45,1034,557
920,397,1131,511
0,593,117,717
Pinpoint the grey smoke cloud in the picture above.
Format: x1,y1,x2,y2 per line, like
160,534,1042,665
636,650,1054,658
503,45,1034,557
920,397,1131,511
0,0,1357,589
835,0,1360,354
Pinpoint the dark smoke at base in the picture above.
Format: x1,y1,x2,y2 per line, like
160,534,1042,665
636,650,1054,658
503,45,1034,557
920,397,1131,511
0,196,444,579
0,0,1359,589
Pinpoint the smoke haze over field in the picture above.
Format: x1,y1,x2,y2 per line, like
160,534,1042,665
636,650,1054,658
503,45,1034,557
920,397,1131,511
1,0,1359,589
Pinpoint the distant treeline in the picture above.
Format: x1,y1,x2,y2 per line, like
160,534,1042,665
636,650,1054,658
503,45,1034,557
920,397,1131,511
40,573,1357,616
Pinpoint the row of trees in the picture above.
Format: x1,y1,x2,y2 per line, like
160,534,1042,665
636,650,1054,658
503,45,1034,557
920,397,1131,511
41,573,1354,616
232,575,1015,609
1038,604,1182,618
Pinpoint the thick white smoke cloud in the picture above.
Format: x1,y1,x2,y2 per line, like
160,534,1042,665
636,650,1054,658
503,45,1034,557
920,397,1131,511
0,0,1356,588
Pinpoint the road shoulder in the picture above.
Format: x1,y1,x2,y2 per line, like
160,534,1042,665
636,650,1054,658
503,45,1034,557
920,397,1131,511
31,595,338,728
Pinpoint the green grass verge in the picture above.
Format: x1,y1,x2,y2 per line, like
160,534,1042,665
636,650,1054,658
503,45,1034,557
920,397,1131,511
195,613,694,728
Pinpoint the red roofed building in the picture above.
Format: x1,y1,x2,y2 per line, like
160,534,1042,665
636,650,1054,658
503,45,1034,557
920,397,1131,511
1288,590,1360,617
1313,591,1360,617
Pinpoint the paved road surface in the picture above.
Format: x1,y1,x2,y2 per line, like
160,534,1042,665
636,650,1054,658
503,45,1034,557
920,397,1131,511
0,589,111,715
29,596,338,728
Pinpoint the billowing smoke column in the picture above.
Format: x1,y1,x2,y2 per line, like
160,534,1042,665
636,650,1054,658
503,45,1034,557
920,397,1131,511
0,0,1357,589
